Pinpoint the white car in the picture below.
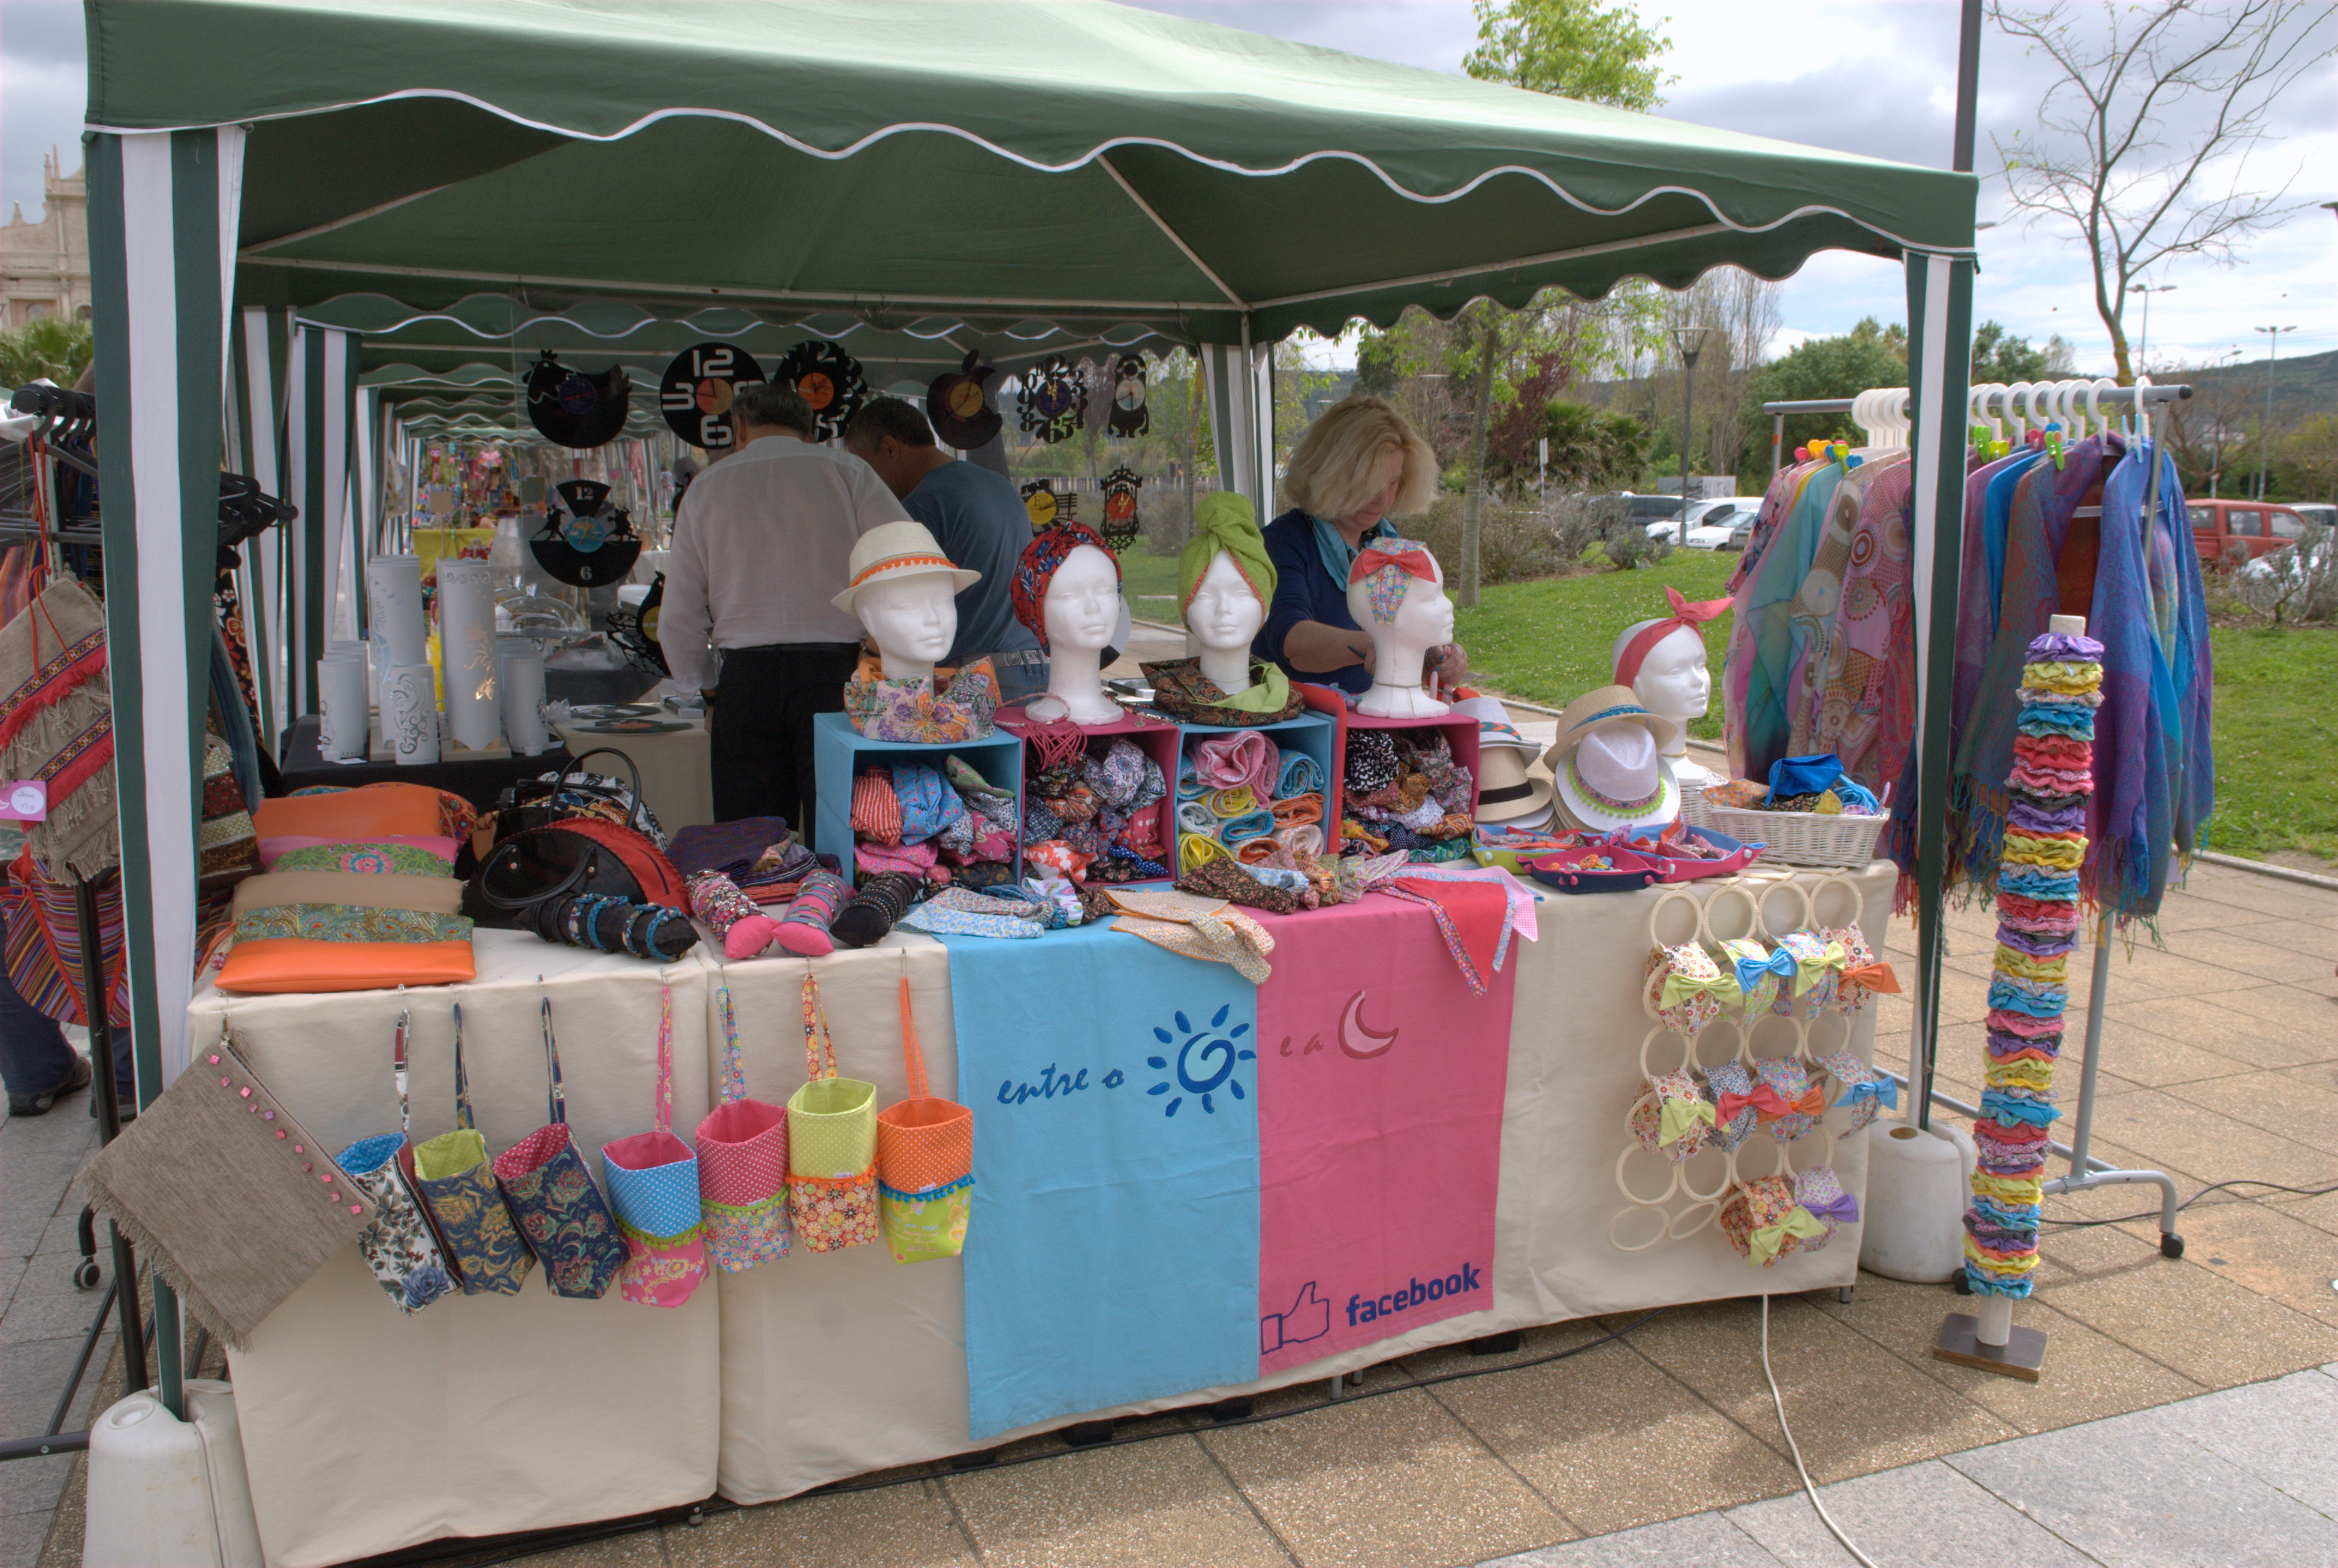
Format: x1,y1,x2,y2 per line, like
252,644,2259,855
1648,496,1764,549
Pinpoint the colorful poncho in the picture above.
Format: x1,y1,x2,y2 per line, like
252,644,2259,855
1963,629,2100,1299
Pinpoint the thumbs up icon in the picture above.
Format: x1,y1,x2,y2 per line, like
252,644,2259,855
1261,1281,1332,1355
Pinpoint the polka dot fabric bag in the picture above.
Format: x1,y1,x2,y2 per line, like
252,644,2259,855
786,972,879,1253
694,983,791,1273
876,975,974,1264
599,984,708,1306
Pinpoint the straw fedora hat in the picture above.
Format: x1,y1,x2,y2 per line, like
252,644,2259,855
1448,694,1538,757
1474,738,1554,825
1542,685,1683,834
830,520,980,616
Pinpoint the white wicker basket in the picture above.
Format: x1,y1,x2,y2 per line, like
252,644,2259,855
1701,791,1890,868
1676,783,1721,832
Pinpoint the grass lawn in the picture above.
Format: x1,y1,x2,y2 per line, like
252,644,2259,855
1455,551,1738,740
2203,623,2338,864
1119,549,1182,617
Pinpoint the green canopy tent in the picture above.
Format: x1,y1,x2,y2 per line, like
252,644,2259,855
82,0,1978,1410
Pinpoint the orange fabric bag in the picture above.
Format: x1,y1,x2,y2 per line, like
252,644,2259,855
252,783,446,842
214,937,475,995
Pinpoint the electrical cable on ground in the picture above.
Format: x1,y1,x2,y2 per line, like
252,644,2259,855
1760,1294,1878,1568
351,1310,1676,1568
2040,1175,2338,1229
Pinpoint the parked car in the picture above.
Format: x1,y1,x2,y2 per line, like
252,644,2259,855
2189,497,2315,567
2290,502,2336,532
1642,494,1763,543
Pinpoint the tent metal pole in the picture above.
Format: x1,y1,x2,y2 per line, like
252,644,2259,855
1096,155,1247,309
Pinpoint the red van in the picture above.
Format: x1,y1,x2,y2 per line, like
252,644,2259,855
2190,498,2314,567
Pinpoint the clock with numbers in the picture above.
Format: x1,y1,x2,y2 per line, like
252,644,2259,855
659,343,764,450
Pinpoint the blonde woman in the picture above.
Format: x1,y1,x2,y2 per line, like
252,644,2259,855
1254,394,1464,696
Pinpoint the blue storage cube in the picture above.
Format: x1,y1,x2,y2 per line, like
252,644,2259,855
811,713,1023,888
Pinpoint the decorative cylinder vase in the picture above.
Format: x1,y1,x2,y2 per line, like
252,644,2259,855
316,656,371,761
501,653,550,756
436,560,502,752
383,663,441,767
366,555,427,668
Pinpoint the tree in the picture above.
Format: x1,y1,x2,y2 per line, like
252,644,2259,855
0,316,94,389
1463,0,1674,109
1541,400,1651,491
1737,318,1910,465
1433,0,1671,605
1990,0,2324,385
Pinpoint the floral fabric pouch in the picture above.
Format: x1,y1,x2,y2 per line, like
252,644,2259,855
1821,924,1899,1016
1628,1070,1718,1163
1770,930,1846,1015
1752,1056,1827,1141
1719,1174,1824,1268
408,1005,534,1296
493,996,628,1299
1794,1165,1859,1252
785,973,879,1253
1715,937,1792,1018
335,1004,454,1314
1815,1048,1896,1132
1644,942,1736,1036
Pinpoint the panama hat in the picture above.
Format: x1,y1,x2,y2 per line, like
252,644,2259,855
830,521,981,616
1543,685,1682,834
1474,743,1555,825
1448,694,1538,755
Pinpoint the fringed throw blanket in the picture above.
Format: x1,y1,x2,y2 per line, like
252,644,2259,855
0,577,117,879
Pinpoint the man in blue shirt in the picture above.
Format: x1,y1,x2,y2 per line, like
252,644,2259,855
843,399,1048,702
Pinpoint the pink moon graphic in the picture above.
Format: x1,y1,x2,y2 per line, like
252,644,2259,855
1337,991,1399,1059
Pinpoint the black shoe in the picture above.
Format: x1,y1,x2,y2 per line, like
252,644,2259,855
9,1055,92,1117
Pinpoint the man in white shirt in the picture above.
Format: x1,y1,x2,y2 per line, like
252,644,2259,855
661,382,908,825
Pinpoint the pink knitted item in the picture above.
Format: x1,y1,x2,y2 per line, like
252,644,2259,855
775,870,850,957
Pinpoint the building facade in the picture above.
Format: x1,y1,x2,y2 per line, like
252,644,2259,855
1,153,91,330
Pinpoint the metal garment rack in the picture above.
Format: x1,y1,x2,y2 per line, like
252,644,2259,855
1756,379,2194,1258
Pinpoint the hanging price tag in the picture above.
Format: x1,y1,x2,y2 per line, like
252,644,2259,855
0,780,49,822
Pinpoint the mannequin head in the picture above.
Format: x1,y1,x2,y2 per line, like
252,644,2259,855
1043,544,1122,652
1187,550,1266,691
855,575,958,684
1612,619,1710,741
1346,539,1454,718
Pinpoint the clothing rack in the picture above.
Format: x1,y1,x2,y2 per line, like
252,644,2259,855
1758,378,2192,1257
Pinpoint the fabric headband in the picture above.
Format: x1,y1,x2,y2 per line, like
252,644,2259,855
1347,540,1438,623
1613,586,1733,689
1179,492,1275,616
1010,519,1118,652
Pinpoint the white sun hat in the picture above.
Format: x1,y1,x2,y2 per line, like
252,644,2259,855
830,520,980,616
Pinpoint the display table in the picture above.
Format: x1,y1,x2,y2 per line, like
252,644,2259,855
276,714,572,810
194,860,1892,1566
552,711,713,835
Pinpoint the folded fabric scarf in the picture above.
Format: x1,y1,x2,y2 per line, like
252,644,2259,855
1010,519,1118,652
670,816,795,879
851,769,903,847
891,763,965,844
1177,856,1306,915
1089,846,1171,883
1221,809,1275,846
856,840,940,878
1275,824,1324,858
1108,886,1277,983
0,575,118,879
1270,793,1322,828
270,842,455,878
842,654,999,744
1193,731,1278,796
900,886,1046,940
1140,656,1300,723
1343,731,1399,796
1179,831,1231,873
233,905,472,945
1025,840,1093,882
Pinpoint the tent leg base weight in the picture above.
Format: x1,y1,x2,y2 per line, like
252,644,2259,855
1207,1397,1254,1424
950,1449,1000,1470
1933,1312,2046,1381
1062,1421,1114,1448
1466,1331,1522,1356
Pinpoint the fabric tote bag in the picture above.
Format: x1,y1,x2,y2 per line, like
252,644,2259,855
600,984,709,1305
333,1002,456,1314
407,1004,535,1296
875,975,973,1264
694,982,791,1272
492,995,628,1299
785,972,879,1253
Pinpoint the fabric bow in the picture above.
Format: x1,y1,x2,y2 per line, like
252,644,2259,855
1716,1084,1793,1123
1657,1094,1719,1148
1800,1191,1861,1226
1731,945,1797,996
1841,959,1900,993
1789,938,1849,993
1832,1077,1899,1113
1784,1083,1827,1120
1747,1205,1829,1267
1347,540,1440,623
1613,585,1734,687
1658,967,1741,1012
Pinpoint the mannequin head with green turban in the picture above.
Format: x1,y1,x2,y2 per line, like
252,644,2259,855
1179,492,1277,695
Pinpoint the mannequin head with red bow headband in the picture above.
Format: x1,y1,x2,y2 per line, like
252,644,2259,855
1346,538,1455,717
1611,586,1732,780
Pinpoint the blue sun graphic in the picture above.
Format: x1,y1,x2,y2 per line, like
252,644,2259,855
1146,1005,1255,1117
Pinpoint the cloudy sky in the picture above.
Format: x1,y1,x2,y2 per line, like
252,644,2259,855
5,0,2331,370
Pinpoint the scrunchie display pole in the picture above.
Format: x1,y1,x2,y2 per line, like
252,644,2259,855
1936,614,2099,1381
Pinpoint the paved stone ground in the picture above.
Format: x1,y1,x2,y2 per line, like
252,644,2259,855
7,692,2335,1567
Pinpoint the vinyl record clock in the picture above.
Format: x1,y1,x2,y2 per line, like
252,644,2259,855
530,479,643,586
1100,465,1143,552
524,351,631,449
1108,354,1149,438
770,339,869,442
658,342,764,450
1018,355,1087,445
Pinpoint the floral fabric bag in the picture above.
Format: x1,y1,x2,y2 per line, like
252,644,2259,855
876,976,973,1264
694,982,791,1273
785,972,879,1253
492,996,628,1298
333,1002,455,1314
407,1004,534,1295
1626,1069,1717,1165
1719,1174,1824,1268
600,984,708,1306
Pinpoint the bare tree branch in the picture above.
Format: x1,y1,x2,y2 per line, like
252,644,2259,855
1987,0,2324,382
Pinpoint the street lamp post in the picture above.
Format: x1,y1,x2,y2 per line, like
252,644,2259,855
1670,326,1710,533
2253,325,2296,500
2127,283,2176,373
